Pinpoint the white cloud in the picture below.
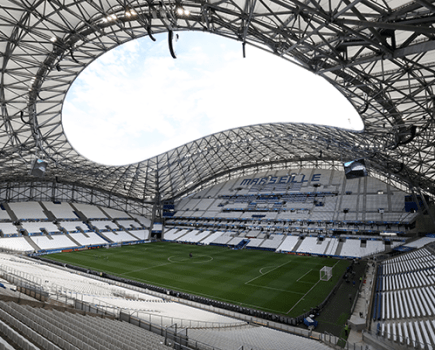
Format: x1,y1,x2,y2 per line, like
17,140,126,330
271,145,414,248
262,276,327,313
63,31,363,166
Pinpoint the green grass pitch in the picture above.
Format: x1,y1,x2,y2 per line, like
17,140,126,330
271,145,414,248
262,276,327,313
47,242,349,317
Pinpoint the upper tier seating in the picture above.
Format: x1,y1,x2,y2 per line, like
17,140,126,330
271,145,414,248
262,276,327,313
100,206,130,219
402,236,435,249
131,214,151,228
8,202,46,220
74,203,107,219
117,220,142,230
42,201,77,219
171,169,415,245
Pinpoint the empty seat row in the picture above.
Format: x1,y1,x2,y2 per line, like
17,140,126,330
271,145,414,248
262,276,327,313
0,301,171,350
375,286,435,320
379,320,435,350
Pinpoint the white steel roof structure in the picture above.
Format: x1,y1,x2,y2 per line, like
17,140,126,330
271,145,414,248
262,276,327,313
1,0,435,215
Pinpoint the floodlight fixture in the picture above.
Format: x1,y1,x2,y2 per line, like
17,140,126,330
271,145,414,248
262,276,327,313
125,8,137,17
50,36,57,42
175,5,190,17
176,7,184,15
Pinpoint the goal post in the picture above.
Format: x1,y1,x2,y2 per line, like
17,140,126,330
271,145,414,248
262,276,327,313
320,266,333,281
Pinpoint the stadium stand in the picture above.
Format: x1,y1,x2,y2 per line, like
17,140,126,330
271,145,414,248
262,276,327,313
128,229,150,241
100,207,130,220
401,236,435,249
96,230,135,243
177,230,212,244
58,221,87,233
371,243,435,348
32,235,78,251
277,235,300,252
8,202,46,220
0,176,428,350
0,252,344,350
42,202,78,220
0,202,153,253
201,231,225,245
210,232,234,246
69,232,108,246
163,228,188,241
131,214,152,228
246,237,264,248
0,223,19,237
89,220,118,231
187,326,332,350
2,2,435,349
116,220,142,230
163,170,417,262
296,236,330,255
259,234,284,250
0,237,34,252
73,204,108,220
0,300,173,350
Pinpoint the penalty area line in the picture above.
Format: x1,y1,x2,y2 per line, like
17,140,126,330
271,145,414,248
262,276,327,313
286,260,340,315
248,283,305,295
245,261,291,285
297,269,312,282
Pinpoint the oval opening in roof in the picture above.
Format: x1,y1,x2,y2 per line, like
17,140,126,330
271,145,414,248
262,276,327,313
62,31,363,166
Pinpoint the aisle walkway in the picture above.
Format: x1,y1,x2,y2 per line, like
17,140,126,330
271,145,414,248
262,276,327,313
347,261,376,349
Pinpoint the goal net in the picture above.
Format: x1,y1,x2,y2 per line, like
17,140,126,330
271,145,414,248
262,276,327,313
320,266,333,281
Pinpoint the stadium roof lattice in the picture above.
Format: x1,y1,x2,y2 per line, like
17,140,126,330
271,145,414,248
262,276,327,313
1,0,435,212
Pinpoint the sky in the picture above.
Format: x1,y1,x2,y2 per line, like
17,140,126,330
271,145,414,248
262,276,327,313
62,31,363,166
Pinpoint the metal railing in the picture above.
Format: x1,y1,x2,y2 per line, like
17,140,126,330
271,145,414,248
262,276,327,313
1,257,380,350
364,328,430,350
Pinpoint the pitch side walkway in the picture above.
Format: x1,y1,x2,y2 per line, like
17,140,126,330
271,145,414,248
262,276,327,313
346,261,376,349
314,260,367,337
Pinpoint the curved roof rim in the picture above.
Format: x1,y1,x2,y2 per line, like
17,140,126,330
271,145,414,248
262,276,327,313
1,0,434,201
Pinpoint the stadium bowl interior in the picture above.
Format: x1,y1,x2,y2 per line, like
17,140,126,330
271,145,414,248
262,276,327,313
1,1,435,350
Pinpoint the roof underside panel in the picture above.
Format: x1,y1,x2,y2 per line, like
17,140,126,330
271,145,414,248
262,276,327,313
0,0,434,206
